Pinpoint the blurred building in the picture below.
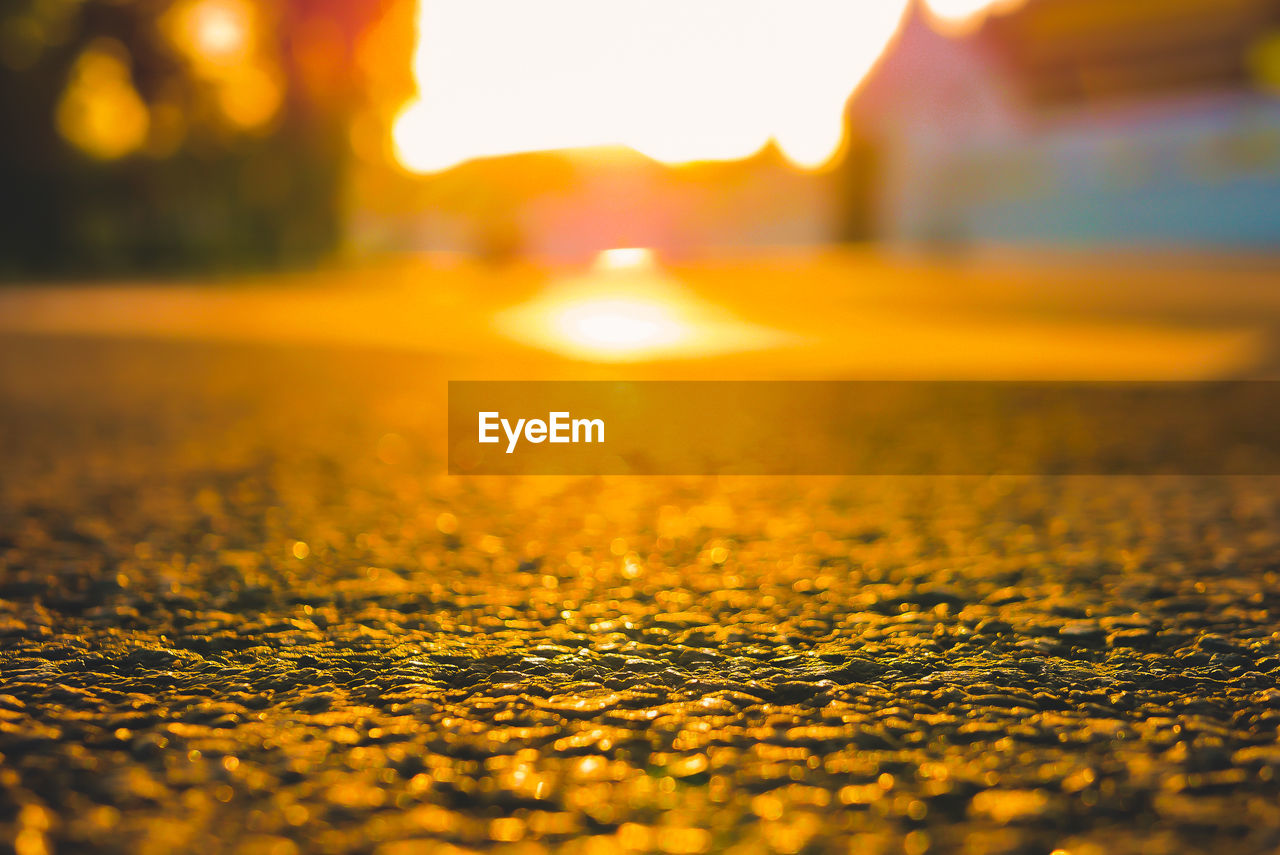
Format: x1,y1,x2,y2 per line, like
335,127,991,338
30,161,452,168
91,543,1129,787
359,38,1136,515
857,0,1280,248
349,147,838,262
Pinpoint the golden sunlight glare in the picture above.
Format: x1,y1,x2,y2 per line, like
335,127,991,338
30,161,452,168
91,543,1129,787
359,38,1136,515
553,297,692,355
392,0,916,174
595,247,656,271
548,247,687,356
495,249,793,362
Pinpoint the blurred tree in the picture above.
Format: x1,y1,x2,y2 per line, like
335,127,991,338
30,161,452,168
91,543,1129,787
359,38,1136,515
0,0,389,278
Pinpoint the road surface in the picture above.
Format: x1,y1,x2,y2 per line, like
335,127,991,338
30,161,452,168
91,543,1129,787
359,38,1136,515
3,254,1280,854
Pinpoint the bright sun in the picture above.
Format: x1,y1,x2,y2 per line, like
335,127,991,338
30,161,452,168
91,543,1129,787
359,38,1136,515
392,0,916,174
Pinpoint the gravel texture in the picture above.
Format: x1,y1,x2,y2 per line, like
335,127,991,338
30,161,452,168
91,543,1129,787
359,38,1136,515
2,336,1280,855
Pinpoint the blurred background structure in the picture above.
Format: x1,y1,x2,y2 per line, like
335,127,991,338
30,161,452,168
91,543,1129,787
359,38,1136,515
1,0,1279,276
861,0,1280,248
0,0,395,275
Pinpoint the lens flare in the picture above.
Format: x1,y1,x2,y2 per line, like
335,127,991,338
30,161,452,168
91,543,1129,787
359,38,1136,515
393,0,913,174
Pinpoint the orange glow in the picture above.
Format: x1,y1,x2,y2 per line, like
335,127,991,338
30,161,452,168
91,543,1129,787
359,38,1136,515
495,249,792,362
56,40,150,160
216,64,284,130
392,0,913,174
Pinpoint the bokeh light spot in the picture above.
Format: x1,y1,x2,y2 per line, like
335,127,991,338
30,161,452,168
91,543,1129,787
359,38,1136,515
166,0,254,68
216,63,283,130
56,40,150,161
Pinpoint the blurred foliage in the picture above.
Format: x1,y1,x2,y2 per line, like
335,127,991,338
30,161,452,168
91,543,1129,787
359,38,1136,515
0,0,387,278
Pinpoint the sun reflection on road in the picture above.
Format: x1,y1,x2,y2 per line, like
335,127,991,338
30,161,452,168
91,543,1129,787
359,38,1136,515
495,248,791,363
550,296,691,357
